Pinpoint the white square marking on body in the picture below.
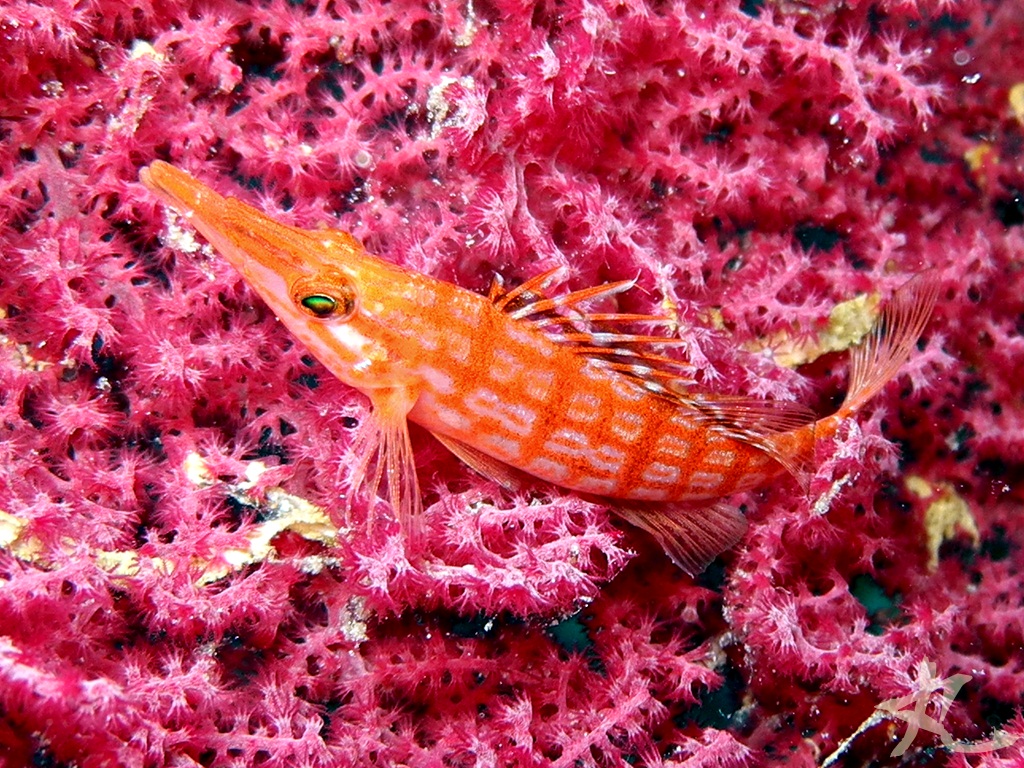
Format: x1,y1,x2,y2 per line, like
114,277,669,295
704,449,737,468
528,456,570,482
609,410,644,442
690,471,723,491
642,461,680,485
490,348,519,384
566,390,601,423
523,369,554,402
655,434,691,459
447,334,472,364
480,432,521,459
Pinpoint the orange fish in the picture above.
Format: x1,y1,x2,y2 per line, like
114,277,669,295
140,161,938,573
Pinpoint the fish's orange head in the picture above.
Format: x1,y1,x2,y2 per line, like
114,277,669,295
140,161,428,393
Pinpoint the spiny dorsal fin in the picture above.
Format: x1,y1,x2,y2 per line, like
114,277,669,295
491,267,566,312
491,270,815,457
677,393,818,435
491,268,696,387
492,268,671,328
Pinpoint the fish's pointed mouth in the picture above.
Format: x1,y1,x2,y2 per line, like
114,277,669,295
140,161,223,216
140,161,321,283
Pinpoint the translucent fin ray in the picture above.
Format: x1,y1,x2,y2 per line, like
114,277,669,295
843,272,940,414
346,390,422,544
678,394,818,435
552,331,685,347
507,279,637,319
432,432,524,492
532,313,673,328
614,502,747,575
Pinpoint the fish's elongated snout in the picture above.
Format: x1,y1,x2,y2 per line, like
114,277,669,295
140,160,227,215
140,161,330,283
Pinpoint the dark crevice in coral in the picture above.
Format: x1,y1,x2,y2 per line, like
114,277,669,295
294,372,320,390
703,124,734,145
981,693,1018,730
231,25,286,82
546,613,591,654
241,425,290,463
739,0,764,18
849,573,902,635
676,660,745,729
979,525,1012,562
919,143,954,165
223,493,260,526
696,558,729,592
794,223,843,252
994,191,1024,227
448,611,501,639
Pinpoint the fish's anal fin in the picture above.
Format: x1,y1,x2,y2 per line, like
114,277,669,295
614,502,748,575
349,387,422,544
432,432,524,492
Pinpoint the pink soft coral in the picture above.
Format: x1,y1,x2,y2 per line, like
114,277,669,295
2,0,1023,765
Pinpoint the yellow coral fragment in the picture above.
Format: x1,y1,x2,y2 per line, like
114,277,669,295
965,142,996,174
1009,82,1024,124
906,475,980,571
0,510,38,560
965,141,998,192
702,306,726,331
198,486,338,585
183,451,215,488
754,292,880,369
0,458,338,586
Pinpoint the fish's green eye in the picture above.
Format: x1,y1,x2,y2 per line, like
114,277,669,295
293,273,357,320
300,294,338,317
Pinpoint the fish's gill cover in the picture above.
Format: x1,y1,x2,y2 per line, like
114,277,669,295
1,0,1023,765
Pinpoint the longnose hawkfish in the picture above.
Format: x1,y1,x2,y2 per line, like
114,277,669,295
140,161,938,574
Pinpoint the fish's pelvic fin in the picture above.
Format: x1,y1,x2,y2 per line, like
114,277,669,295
348,388,422,544
842,272,940,415
432,432,524,492
614,502,747,575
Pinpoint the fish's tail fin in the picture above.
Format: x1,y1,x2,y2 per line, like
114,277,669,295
841,272,941,416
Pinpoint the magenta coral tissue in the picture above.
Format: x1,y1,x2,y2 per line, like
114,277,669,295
2,0,1024,766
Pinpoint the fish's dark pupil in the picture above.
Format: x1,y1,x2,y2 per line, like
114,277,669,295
301,294,337,317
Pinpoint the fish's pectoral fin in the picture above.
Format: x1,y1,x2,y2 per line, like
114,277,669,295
614,501,747,575
432,432,524,492
348,387,422,543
